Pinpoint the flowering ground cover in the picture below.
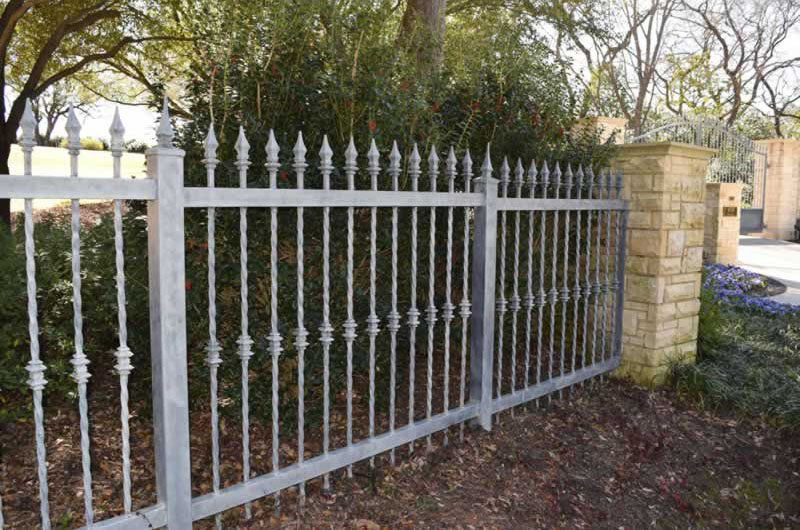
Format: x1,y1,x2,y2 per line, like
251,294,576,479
703,264,799,317
670,264,800,429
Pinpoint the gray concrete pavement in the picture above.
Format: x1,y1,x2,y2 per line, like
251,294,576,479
738,237,800,306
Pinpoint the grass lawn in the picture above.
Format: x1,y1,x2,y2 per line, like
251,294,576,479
7,144,146,212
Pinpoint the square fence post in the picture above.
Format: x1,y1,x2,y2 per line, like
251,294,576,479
469,158,499,430
146,101,192,528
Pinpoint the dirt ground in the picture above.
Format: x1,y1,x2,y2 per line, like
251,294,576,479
3,379,798,529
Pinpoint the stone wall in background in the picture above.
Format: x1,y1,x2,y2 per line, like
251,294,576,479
704,182,743,265
755,139,800,241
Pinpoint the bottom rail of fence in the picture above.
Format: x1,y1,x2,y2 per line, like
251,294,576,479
191,403,479,521
78,504,166,530
491,356,621,414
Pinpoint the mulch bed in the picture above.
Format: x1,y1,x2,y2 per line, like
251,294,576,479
2,379,799,529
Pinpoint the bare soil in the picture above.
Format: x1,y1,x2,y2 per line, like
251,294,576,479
2,379,799,529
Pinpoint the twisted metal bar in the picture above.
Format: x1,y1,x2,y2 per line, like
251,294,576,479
558,165,572,398
367,140,381,465
458,150,473,442
570,167,585,383
523,161,538,391
509,159,524,400
343,137,358,476
610,170,624,359
582,168,595,371
495,158,510,417
293,133,309,506
547,164,561,400
234,126,254,519
535,162,550,401
600,171,612,367
265,130,283,513
387,142,402,464
110,109,133,514
592,168,602,374
425,147,439,450
319,136,334,489
407,144,421,453
66,110,93,526
21,102,50,528
441,148,457,446
203,123,222,530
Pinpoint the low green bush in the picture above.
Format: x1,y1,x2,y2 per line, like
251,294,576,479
670,269,800,429
58,137,107,151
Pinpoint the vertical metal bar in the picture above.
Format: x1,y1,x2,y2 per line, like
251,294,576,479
558,164,572,398
19,100,50,530
65,108,93,526
523,161,538,391
469,146,497,431
234,127,254,519
407,144,421,451
147,99,192,528
109,109,134,514
612,170,627,359
203,123,223,530
387,142,402,462
582,168,595,371
442,148,457,446
509,160,524,401
293,132,309,506
495,158,509,414
367,140,381,466
425,147,439,449
343,137,358,476
265,130,283,512
536,162,549,398
548,164,561,398
458,151,473,442
592,168,602,374
570,167,584,384
600,170,612,366
319,136,334,489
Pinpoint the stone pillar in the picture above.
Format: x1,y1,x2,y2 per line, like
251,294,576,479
704,182,743,265
756,139,800,240
612,143,715,385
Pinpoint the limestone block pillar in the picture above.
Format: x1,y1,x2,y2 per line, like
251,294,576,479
756,139,800,240
612,143,715,385
704,182,743,265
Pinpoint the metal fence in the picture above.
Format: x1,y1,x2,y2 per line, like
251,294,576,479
0,99,628,529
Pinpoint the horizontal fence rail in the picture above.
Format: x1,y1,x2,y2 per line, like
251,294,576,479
0,99,628,529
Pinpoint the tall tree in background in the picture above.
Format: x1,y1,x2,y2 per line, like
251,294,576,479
553,0,680,135
0,0,189,228
676,0,800,128
400,0,448,75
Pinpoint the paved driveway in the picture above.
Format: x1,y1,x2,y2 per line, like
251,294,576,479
738,237,800,305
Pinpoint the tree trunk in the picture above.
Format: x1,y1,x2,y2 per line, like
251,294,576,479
0,131,10,229
400,0,447,76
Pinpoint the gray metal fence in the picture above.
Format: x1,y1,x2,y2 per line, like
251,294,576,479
0,99,628,529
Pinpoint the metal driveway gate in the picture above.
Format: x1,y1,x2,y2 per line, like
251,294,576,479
626,118,767,233
1,100,629,529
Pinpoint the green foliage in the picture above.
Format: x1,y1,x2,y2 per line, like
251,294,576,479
669,290,800,429
0,207,152,426
58,137,106,151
